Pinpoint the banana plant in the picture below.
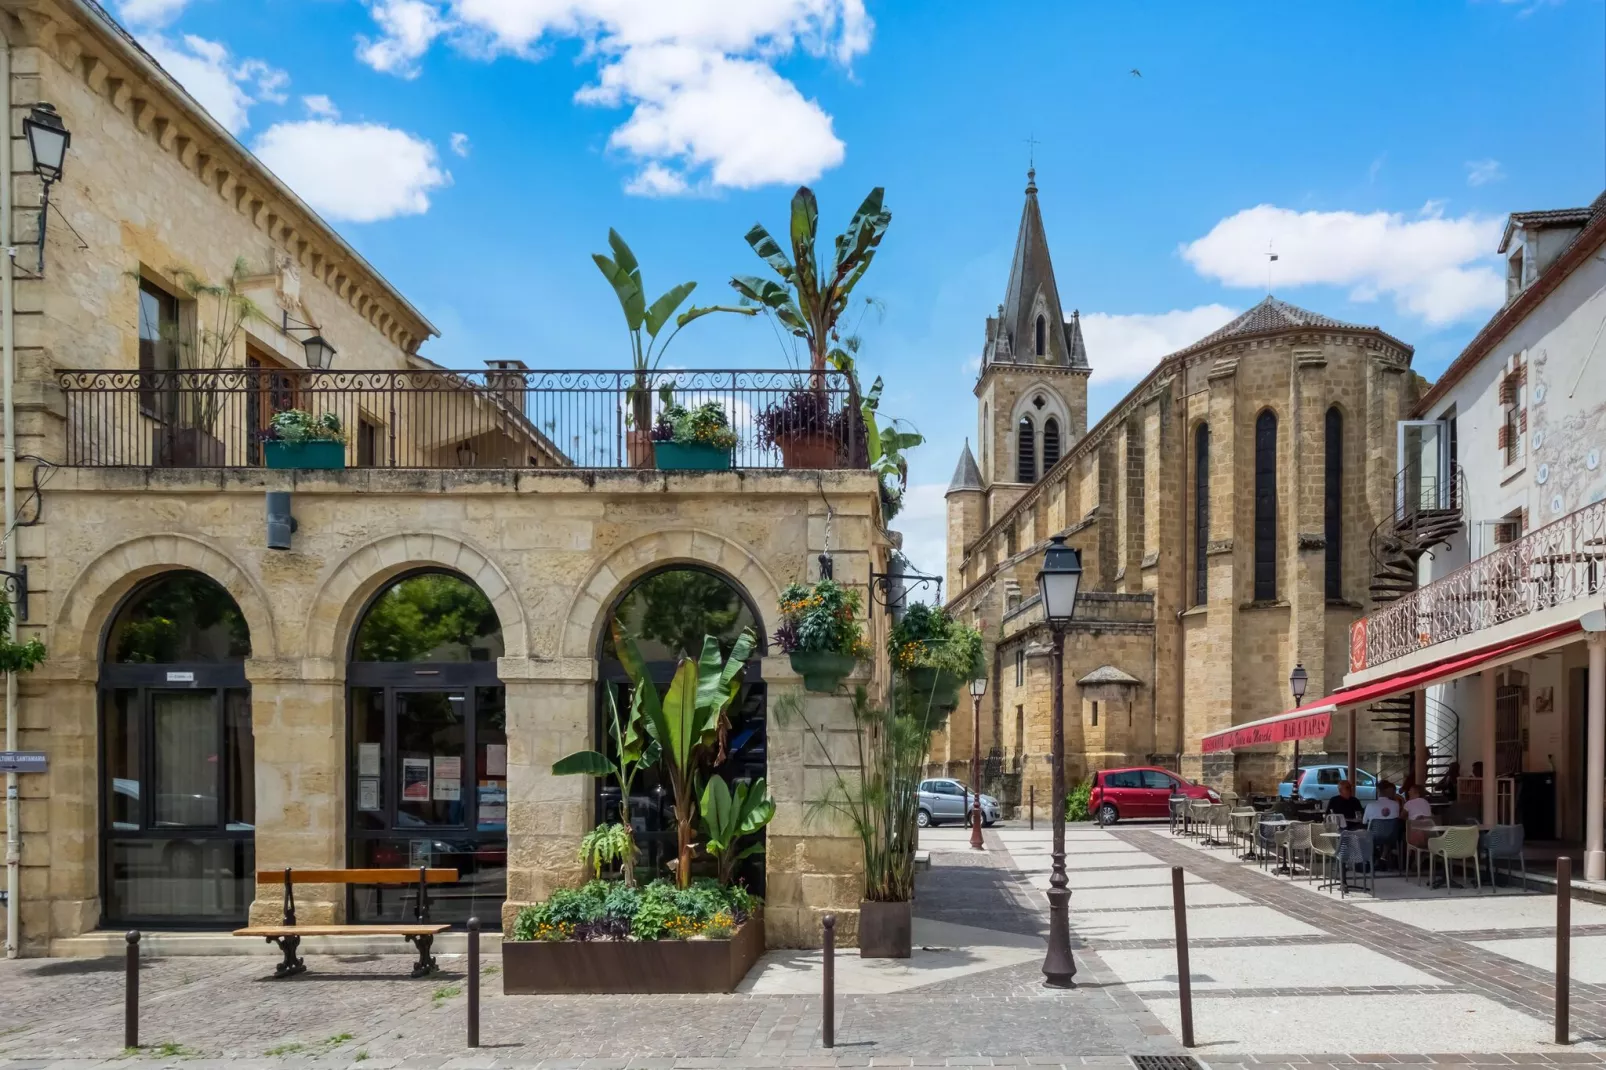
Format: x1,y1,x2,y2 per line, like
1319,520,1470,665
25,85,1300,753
592,229,755,432
552,675,660,886
615,622,757,887
730,186,891,374
828,346,924,501
700,775,775,886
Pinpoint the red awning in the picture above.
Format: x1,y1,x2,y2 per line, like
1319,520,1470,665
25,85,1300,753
1198,621,1583,755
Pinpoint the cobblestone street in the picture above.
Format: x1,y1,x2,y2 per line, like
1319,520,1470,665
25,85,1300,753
1,823,1602,1068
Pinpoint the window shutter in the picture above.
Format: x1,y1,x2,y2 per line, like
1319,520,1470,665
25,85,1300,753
1497,424,1509,449
1499,377,1515,405
1519,409,1528,433
1520,507,1529,533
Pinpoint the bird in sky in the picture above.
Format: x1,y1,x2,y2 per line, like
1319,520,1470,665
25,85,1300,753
1130,68,1142,77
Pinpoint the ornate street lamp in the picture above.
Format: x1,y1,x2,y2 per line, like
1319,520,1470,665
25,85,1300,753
283,311,337,370
1036,534,1082,988
22,103,71,273
969,673,988,851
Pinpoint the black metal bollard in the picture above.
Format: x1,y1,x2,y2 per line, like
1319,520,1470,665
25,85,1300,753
1171,868,1194,1048
466,917,481,1049
124,930,140,1050
1030,785,1036,831
1557,858,1571,1045
821,914,836,1049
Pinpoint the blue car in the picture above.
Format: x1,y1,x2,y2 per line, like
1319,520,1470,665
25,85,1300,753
1278,764,1380,802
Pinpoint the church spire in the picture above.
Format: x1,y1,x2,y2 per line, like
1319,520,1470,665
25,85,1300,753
988,169,1090,373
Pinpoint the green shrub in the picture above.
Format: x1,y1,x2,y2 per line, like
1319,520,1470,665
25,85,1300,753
1064,778,1093,822
513,878,760,942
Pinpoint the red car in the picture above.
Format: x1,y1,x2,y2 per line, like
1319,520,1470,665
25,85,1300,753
1089,766,1218,825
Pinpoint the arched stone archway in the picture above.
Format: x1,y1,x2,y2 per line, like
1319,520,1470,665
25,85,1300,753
560,529,782,660
303,531,528,666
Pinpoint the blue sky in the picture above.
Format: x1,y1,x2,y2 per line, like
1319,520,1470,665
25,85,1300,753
117,0,1606,582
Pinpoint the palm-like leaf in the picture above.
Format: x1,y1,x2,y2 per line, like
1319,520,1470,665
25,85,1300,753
551,750,615,777
611,621,662,727
592,253,645,331
644,281,697,339
788,187,821,316
742,223,796,282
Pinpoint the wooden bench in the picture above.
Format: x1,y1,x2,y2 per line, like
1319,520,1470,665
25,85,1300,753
234,867,458,978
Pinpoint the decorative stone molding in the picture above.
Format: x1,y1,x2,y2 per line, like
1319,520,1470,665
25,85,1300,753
1297,532,1327,550
1140,551,1159,570
1206,539,1234,556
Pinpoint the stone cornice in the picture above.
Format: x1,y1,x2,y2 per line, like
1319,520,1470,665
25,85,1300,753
4,0,438,354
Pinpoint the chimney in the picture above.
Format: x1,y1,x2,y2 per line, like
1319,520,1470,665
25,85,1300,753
484,359,528,413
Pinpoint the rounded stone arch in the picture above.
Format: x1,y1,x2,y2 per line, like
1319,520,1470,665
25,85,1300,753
561,529,783,660
304,531,529,664
1008,381,1070,436
54,534,278,668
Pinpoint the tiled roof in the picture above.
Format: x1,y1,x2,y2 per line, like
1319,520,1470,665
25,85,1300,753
1499,192,1606,252
947,440,984,493
1186,296,1370,352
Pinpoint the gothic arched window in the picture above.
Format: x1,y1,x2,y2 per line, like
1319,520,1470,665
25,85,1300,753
1254,409,1278,601
1042,417,1061,470
1017,417,1036,483
1325,406,1343,601
1035,315,1046,356
1194,423,1210,607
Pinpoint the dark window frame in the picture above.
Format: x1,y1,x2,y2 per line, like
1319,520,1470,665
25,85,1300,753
1017,417,1036,483
1324,406,1343,601
1042,416,1061,470
1194,422,1210,606
1254,409,1278,600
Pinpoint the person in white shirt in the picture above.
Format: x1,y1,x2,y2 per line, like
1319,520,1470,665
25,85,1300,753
1362,781,1401,823
1402,784,1433,822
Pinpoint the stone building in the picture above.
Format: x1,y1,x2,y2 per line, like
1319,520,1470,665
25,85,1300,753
932,172,1421,805
0,0,885,955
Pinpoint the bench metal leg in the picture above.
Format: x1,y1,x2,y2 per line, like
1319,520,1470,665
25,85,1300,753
267,935,306,978
406,932,438,977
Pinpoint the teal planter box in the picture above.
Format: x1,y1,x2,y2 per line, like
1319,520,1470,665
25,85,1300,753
264,440,346,470
653,442,732,471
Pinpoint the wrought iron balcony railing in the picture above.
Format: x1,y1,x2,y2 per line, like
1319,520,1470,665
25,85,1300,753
55,368,867,471
1353,498,1606,671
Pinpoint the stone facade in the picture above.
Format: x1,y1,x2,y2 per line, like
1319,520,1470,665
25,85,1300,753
936,175,1423,804
0,0,886,954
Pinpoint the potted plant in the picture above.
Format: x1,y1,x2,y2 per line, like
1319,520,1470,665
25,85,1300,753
889,603,983,722
731,186,891,469
592,230,754,467
651,401,738,472
699,775,775,886
552,683,660,886
830,349,924,527
776,688,927,958
262,408,346,469
773,578,868,692
503,877,766,994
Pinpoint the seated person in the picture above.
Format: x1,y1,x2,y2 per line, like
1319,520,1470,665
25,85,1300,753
1363,781,1401,822
1326,780,1365,826
1403,784,1434,822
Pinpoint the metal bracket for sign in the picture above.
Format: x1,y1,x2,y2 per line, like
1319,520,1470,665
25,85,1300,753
868,564,942,610
0,565,26,622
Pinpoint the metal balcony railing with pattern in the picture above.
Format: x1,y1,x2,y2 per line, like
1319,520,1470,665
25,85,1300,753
1357,498,1606,670
55,368,867,471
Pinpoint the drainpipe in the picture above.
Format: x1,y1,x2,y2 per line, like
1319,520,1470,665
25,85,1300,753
1,26,19,959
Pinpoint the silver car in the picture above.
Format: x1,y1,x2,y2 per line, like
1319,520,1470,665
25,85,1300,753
917,778,1002,828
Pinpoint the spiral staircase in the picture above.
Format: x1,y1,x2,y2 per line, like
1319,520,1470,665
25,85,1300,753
1366,465,1466,782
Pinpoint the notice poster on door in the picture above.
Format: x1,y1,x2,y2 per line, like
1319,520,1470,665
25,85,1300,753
358,742,382,778
477,783,507,831
401,757,431,801
485,743,507,777
433,755,462,801
358,777,381,811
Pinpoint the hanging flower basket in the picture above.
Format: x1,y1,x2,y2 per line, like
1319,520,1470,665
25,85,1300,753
788,650,858,693
904,666,961,712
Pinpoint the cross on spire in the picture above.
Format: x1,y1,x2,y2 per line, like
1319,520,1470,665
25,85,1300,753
1024,133,1040,170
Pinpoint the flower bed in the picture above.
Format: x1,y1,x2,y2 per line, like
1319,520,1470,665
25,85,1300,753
503,879,765,994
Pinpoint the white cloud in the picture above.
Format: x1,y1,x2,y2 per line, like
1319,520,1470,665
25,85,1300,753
253,120,451,223
355,0,870,194
140,33,289,134
1466,158,1504,187
117,0,191,27
1180,203,1505,327
449,132,471,157
892,483,948,599
303,95,340,119
1079,305,1238,385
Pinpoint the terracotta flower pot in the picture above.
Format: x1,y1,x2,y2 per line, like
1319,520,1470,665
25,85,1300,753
775,430,839,469
627,429,655,468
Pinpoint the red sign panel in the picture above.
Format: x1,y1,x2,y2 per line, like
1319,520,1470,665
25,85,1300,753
1349,618,1367,674
1201,711,1332,755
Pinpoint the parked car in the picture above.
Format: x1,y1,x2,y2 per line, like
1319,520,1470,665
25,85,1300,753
1277,764,1380,802
1089,767,1217,825
916,778,1002,828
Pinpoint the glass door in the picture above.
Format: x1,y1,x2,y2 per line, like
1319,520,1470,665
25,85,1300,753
1398,420,1449,513
347,684,506,925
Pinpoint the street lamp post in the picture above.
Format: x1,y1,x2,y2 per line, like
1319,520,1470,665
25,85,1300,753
969,674,987,851
1289,663,1309,791
1037,534,1082,988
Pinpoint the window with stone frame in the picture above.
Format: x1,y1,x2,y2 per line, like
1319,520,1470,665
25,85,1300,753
1017,416,1036,482
1035,315,1046,356
1498,361,1525,468
1324,406,1343,601
137,278,180,419
1015,646,1025,687
1253,409,1278,600
1042,416,1061,470
1194,422,1209,607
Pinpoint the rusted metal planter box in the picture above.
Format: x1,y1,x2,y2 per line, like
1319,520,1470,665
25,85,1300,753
501,916,764,994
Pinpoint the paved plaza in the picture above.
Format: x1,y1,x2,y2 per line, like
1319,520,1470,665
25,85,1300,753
2,823,1604,1068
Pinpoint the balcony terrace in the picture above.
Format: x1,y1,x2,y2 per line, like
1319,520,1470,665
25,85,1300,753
1352,497,1606,674
55,367,867,471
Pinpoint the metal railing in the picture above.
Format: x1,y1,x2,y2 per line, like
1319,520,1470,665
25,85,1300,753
56,368,866,470
1358,498,1606,668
